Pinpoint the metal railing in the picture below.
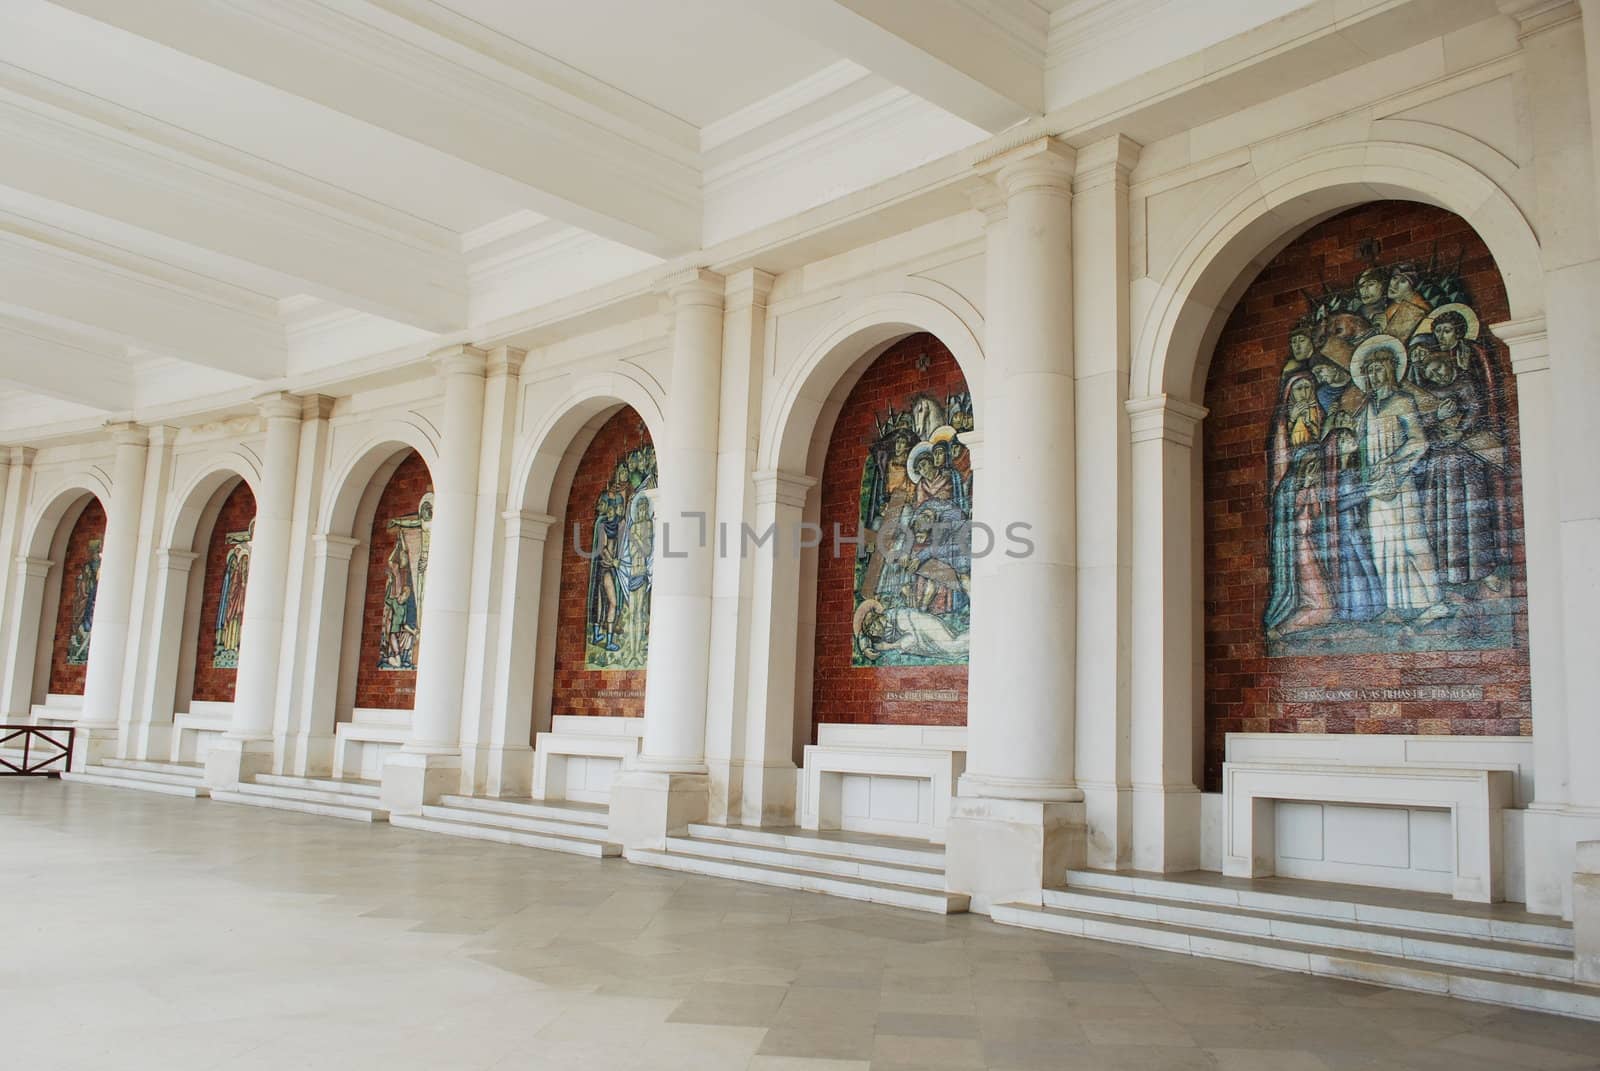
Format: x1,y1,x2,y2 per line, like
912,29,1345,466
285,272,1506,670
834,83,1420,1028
0,725,74,777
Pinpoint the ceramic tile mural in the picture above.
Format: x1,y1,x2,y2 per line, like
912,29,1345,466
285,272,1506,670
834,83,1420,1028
1263,250,1515,655
210,522,252,670
64,536,100,667
582,442,656,671
376,491,432,672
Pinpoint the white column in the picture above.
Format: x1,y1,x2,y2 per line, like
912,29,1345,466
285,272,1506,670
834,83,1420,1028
382,346,488,814
0,448,37,717
1126,395,1206,872
277,396,338,775
130,548,197,761
292,533,358,775
486,509,556,797
610,268,724,849
946,136,1085,912
1,556,52,718
116,424,174,760
206,393,302,788
738,470,816,826
74,422,147,767
1507,0,1600,918
1072,134,1139,870
705,268,775,823
460,347,526,795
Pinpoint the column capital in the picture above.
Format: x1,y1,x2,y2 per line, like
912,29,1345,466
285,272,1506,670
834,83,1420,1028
1126,395,1208,447
978,137,1076,198
254,391,303,423
9,445,36,467
658,267,726,309
1074,134,1141,194
104,420,148,448
312,533,361,561
485,345,527,379
430,344,489,378
501,509,558,541
15,555,52,579
156,548,200,572
1491,315,1551,375
298,394,338,422
724,268,776,312
752,469,816,509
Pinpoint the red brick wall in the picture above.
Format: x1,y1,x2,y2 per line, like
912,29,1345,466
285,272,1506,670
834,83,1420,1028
353,451,433,709
192,481,256,703
47,497,106,695
812,333,972,729
1202,201,1530,791
551,408,654,718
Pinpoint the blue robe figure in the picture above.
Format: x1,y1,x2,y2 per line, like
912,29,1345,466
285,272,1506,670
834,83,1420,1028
1329,431,1384,622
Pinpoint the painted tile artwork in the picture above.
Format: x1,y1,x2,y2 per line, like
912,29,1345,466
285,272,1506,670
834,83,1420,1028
851,390,974,667
583,442,656,671
64,537,101,667
211,522,252,670
376,492,432,671
1263,249,1515,656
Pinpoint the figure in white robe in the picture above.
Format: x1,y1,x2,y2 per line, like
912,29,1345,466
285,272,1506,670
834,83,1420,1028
1354,347,1446,623
856,603,970,661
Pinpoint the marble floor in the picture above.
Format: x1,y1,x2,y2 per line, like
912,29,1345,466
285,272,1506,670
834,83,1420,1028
5,781,1600,1071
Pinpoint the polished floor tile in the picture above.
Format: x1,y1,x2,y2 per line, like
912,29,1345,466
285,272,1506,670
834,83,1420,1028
5,779,1599,1071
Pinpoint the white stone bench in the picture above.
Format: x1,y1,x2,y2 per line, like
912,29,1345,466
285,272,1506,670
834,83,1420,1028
533,716,642,805
799,724,966,844
169,702,231,763
333,709,409,781
1222,760,1514,902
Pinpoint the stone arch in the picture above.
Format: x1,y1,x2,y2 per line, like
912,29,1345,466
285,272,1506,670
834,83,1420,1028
1131,141,1544,405
484,374,666,795
2,478,112,718
758,285,986,477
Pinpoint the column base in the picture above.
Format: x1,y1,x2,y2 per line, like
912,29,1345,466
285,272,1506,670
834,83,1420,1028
380,750,462,816
1523,804,1600,918
945,796,1086,915
1080,781,1132,870
483,744,534,798
1132,784,1202,873
68,722,118,771
607,769,709,851
204,736,274,791
1576,842,1600,984
739,761,798,827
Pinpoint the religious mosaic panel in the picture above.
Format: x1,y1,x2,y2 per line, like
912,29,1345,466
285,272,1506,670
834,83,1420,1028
1263,249,1514,655
376,491,432,672
211,522,252,670
581,442,656,671
851,389,974,667
64,536,101,667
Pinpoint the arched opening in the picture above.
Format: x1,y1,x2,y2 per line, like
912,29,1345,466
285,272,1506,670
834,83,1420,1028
38,495,105,714
328,447,435,779
811,332,973,729
1197,199,1531,894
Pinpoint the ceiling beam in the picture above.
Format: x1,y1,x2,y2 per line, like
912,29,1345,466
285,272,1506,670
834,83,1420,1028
0,316,132,410
0,220,286,381
48,0,702,256
0,72,468,334
745,0,1044,132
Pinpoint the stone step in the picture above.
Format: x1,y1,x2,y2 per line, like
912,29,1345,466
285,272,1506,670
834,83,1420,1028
420,801,607,841
991,901,1600,1022
84,764,205,788
101,758,205,778
436,794,609,828
232,781,385,809
62,771,207,798
631,842,968,915
253,773,381,798
1045,885,1574,981
210,785,387,822
666,833,947,890
390,813,620,858
682,823,946,869
1064,869,1573,950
